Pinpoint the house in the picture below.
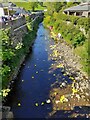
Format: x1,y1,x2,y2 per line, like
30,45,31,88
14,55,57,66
63,2,90,17
0,3,4,17
0,2,16,16
14,7,28,16
2,2,16,8
0,2,28,17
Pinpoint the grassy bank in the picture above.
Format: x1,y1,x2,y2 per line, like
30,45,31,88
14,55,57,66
43,12,89,75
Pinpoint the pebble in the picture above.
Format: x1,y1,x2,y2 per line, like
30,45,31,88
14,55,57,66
68,104,71,106
87,99,89,101
55,100,60,104
62,82,66,87
81,95,85,98
76,94,80,100
60,85,62,88
86,93,89,96
71,95,73,98
65,98,69,102
46,99,51,104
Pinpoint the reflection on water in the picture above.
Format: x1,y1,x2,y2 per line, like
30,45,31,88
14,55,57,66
6,23,71,118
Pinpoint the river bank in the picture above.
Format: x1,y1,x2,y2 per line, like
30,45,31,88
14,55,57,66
1,17,43,119
2,22,89,119
47,30,90,118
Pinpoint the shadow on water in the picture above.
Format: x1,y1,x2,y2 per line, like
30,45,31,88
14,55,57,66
50,106,90,118
5,23,72,118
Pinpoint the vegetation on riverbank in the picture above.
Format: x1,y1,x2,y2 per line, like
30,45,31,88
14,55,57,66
1,16,43,96
43,2,89,74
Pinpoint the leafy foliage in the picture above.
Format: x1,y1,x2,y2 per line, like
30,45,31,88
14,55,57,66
29,2,38,11
44,5,89,73
1,16,42,89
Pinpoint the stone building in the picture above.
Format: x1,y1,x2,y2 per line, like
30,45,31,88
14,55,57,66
0,2,16,16
63,2,90,17
0,2,27,17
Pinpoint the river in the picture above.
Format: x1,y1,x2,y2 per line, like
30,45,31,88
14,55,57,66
5,23,72,118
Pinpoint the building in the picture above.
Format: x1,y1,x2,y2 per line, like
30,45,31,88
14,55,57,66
0,3,4,17
0,2,16,17
63,2,90,17
0,2,28,17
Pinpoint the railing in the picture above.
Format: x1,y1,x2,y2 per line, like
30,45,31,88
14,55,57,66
1,16,26,29
1,12,44,31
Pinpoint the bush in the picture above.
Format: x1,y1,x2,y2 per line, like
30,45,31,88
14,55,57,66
73,33,85,48
43,16,51,25
57,12,89,33
44,8,88,74
1,17,42,89
51,19,86,47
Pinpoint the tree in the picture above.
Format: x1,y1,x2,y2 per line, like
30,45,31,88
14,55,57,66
44,2,67,15
54,2,67,12
29,2,38,11
39,2,43,6
66,2,79,8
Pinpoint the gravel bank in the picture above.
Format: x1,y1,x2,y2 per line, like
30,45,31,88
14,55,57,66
48,31,90,118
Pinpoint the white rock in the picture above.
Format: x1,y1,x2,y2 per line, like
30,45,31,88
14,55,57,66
64,98,69,102
62,82,66,87
46,99,51,104
76,94,80,100
55,100,60,104
86,93,89,96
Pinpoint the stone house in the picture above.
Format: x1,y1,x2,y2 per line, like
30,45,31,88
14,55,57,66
63,2,90,17
0,3,4,17
0,2,27,17
0,2,16,16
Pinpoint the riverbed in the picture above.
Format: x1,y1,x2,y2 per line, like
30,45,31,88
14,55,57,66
5,23,90,118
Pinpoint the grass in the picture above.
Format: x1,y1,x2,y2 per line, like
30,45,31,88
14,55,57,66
14,2,46,11
74,41,88,73
14,2,30,10
35,4,46,11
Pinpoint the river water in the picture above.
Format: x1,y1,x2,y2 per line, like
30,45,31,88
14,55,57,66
6,23,72,118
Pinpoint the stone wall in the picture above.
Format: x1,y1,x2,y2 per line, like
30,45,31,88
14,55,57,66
9,16,26,29
3,13,43,47
8,16,28,47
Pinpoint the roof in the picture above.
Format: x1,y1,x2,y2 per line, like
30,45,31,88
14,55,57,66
1,2,16,8
64,2,90,12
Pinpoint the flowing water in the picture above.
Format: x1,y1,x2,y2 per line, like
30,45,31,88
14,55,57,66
6,23,72,118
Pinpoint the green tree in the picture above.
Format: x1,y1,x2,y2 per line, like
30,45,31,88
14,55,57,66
44,2,66,15
54,2,67,12
39,2,43,6
29,2,38,11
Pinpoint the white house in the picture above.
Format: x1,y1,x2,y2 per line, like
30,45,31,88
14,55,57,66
64,2,90,17
0,2,27,17
0,2,16,17
0,3,4,17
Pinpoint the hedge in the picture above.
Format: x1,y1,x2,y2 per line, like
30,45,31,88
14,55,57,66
52,12,90,33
